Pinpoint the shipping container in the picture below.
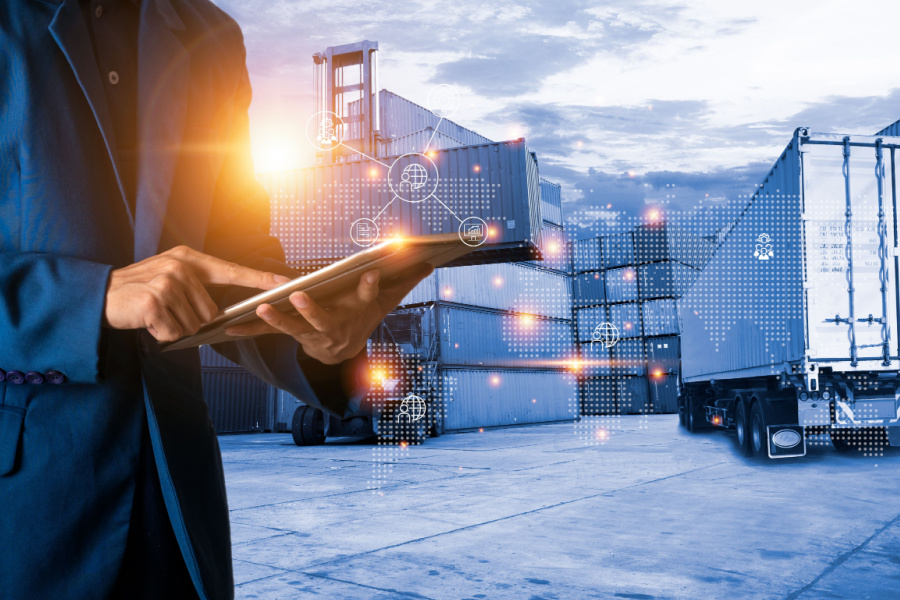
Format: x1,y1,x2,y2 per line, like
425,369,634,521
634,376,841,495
579,377,618,415
439,368,576,430
200,370,273,434
401,262,573,320
615,376,651,414
601,232,634,269
574,271,605,308
260,139,542,269
539,178,563,226
199,345,240,369
577,341,612,377
526,221,570,273
633,222,716,268
391,304,574,368
575,306,608,343
641,299,679,337
356,90,493,154
604,266,638,304
608,303,641,339
679,129,900,458
875,118,900,138
573,238,602,273
638,261,699,300
645,336,679,413
611,339,646,376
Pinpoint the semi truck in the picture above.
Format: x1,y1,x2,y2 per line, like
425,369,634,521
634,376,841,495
678,128,900,458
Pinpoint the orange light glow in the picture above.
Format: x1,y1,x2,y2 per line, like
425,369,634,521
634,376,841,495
454,343,459,348
624,270,634,280
595,428,609,441
488,227,496,239
400,441,409,448
371,369,387,385
532,398,537,403
493,276,504,287
473,164,481,173
490,375,501,386
569,359,583,372
653,369,663,378
576,140,584,149
593,273,600,279
479,428,484,433
369,167,379,178
647,208,661,222
546,242,559,255
519,314,535,327
426,151,437,158
443,287,453,298
625,323,632,330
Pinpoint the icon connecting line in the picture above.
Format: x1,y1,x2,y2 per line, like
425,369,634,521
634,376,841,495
307,85,489,249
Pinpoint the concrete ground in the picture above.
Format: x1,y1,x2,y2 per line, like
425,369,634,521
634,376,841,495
220,416,900,600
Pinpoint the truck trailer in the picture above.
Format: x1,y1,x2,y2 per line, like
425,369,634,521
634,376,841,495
678,128,900,458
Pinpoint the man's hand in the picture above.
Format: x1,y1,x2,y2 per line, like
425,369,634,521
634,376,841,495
224,263,434,365
104,245,288,342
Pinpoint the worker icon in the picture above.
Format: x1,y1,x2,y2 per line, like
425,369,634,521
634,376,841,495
305,110,344,151
397,394,426,422
591,322,619,349
399,163,428,193
754,233,774,260
389,153,438,203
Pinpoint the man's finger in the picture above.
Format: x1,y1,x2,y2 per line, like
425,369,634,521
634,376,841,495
178,265,221,323
255,303,318,338
289,292,334,333
176,247,286,290
356,270,380,304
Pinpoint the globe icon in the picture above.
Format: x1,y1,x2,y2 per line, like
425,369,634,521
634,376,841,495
401,163,428,190
592,322,619,349
398,394,427,422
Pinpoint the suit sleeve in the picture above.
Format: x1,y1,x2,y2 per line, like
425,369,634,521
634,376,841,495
202,44,366,419
0,253,112,384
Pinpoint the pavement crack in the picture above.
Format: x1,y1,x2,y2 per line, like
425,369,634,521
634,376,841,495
782,511,900,600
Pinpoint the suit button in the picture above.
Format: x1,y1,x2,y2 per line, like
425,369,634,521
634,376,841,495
46,370,66,385
6,370,25,385
25,371,45,385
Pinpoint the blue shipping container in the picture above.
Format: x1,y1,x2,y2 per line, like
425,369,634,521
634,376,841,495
575,306,608,343
573,238,602,273
642,299,679,337
609,303,641,339
638,261,699,300
611,339,646,376
601,232,634,269
526,221,570,273
574,271,605,308
579,377,618,415
605,266,638,304
615,376,650,414
578,341,612,377
539,178,563,226
633,222,716,269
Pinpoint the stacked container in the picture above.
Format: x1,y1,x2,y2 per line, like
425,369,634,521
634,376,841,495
395,175,578,432
572,222,714,415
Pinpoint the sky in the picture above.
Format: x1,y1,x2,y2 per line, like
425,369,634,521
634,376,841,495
215,0,900,236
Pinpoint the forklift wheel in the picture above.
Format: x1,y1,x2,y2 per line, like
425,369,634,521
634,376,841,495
291,406,326,446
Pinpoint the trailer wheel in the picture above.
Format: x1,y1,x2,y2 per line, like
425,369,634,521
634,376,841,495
291,406,326,447
734,399,752,457
686,396,705,433
678,396,687,428
750,401,766,457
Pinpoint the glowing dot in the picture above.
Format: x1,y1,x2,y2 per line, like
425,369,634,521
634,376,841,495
595,428,609,440
647,209,661,222
532,398,537,403
488,227,496,238
369,168,379,178
627,170,636,178
400,441,408,448
546,242,559,255
594,273,600,279
490,375,501,386
479,428,484,433
576,140,584,148
443,287,453,298
454,343,459,348
653,369,663,378
473,164,481,172
493,276,504,287
624,270,634,280
606,203,612,209
519,314,534,327
625,323,632,330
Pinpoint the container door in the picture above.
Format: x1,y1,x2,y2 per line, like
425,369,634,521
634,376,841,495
803,138,898,367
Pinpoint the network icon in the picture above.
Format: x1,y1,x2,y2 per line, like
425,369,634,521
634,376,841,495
398,394,427,422
591,322,619,349
304,85,491,249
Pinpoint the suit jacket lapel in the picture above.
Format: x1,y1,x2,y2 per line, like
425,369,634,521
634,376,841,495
134,0,189,261
49,0,134,228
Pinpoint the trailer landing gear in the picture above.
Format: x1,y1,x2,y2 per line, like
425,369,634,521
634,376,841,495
292,406,326,446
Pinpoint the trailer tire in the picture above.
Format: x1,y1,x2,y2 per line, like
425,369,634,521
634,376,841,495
686,395,705,433
750,401,767,457
678,397,687,428
291,406,326,447
734,399,752,457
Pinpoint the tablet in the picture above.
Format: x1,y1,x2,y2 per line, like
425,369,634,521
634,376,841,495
161,233,476,351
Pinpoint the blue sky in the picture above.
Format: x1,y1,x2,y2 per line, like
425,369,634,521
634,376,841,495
215,0,900,236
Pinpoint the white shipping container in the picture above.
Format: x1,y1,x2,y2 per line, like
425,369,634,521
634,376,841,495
401,262,573,320
439,368,576,430
681,129,900,382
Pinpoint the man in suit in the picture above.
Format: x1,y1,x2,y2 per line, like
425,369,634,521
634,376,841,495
0,0,431,598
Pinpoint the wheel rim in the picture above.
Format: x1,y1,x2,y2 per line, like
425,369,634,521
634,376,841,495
751,412,763,454
736,408,746,447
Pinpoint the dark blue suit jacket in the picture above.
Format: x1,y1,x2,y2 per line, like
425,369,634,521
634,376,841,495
0,1,360,598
